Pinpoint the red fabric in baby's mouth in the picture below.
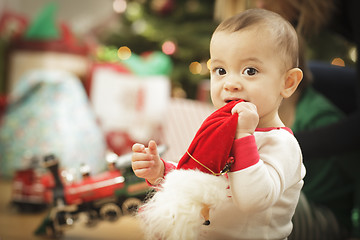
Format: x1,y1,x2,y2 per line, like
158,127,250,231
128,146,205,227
176,100,243,175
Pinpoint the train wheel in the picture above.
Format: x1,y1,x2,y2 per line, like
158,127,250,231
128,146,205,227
100,203,121,221
121,198,142,215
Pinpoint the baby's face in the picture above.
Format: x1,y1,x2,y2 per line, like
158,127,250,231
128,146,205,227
209,28,287,121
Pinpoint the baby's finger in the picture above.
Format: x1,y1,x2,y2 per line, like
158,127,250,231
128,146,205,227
132,159,154,170
132,143,146,153
246,102,257,112
231,102,257,114
231,102,244,114
147,140,158,156
132,152,153,162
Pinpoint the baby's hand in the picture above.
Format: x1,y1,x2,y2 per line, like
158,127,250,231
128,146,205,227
131,140,164,185
231,102,259,139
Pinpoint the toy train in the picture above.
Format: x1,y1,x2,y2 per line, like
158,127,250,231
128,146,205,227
10,146,165,237
11,158,54,211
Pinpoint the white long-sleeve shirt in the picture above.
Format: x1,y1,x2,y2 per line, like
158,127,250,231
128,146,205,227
197,127,305,240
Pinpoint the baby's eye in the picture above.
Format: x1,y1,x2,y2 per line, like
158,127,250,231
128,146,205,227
243,67,258,76
215,68,227,76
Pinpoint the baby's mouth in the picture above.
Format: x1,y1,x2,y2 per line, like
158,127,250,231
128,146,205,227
225,98,244,103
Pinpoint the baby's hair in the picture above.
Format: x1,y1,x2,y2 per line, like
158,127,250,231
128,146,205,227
214,8,299,71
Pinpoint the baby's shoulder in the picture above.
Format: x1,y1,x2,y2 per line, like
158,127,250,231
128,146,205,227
254,128,300,149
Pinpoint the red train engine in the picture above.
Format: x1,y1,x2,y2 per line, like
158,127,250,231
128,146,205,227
33,153,152,237
11,157,54,211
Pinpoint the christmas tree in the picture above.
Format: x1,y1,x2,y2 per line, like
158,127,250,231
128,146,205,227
99,0,217,99
96,0,356,99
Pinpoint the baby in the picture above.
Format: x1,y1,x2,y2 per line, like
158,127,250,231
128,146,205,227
132,8,305,240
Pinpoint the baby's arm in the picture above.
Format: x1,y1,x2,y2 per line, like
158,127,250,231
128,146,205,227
229,102,280,211
131,140,164,185
228,130,304,212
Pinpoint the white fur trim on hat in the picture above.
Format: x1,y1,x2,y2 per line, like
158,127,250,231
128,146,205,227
137,169,229,240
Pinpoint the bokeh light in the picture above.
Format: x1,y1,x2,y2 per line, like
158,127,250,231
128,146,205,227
162,41,176,55
349,47,357,63
206,59,211,70
331,57,345,67
189,61,202,74
118,46,132,60
126,1,143,21
113,0,127,13
132,19,147,34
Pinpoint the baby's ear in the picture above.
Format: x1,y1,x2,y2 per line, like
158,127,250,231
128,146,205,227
281,68,303,98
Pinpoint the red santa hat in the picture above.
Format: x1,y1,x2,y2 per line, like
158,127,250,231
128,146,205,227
177,99,242,174
137,100,242,240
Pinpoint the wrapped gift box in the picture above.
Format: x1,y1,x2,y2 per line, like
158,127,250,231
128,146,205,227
0,70,106,178
88,63,170,154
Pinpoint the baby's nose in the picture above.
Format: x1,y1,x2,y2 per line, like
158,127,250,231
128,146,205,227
224,80,241,91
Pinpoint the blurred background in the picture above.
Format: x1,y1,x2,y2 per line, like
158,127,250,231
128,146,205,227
1,0,355,99
0,0,357,239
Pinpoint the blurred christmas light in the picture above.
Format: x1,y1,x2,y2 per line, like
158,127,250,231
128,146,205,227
189,61,202,74
206,59,211,70
96,45,119,62
172,87,187,98
118,46,132,60
132,19,147,34
141,24,157,39
113,0,127,13
349,47,357,63
162,41,176,55
126,1,143,21
331,57,345,67
152,0,166,11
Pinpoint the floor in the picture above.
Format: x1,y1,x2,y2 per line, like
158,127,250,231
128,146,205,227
0,179,144,240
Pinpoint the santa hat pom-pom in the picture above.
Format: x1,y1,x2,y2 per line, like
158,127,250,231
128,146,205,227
137,169,229,240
